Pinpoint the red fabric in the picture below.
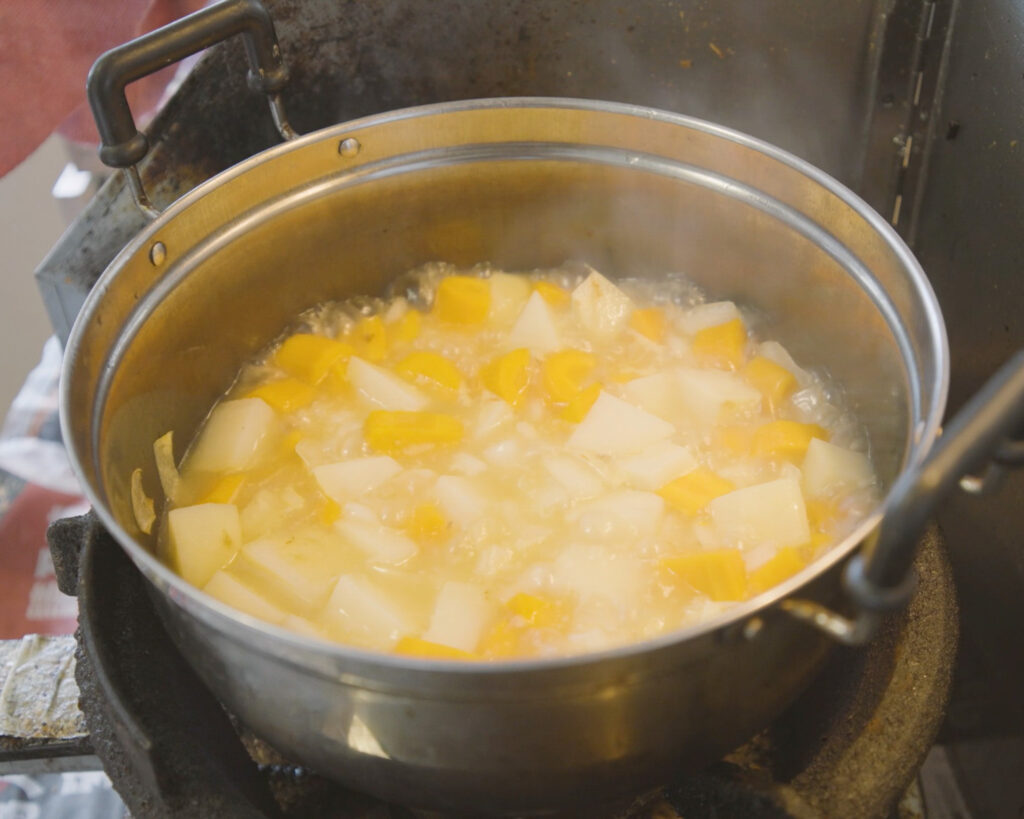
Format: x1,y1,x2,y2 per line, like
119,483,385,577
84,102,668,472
0,0,207,177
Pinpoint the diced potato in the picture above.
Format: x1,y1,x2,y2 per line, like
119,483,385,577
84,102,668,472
507,291,562,354
679,301,741,335
751,420,828,461
395,351,463,392
473,398,515,439
560,383,602,423
423,581,497,652
628,307,667,342
748,547,807,595
541,349,596,403
661,550,747,601
204,570,289,623
364,411,464,454
335,518,419,565
577,490,665,537
692,318,747,370
406,503,450,542
657,467,734,515
617,443,698,490
570,269,634,340
347,356,430,411
351,315,388,362
675,368,762,426
393,636,476,660
273,334,353,385
743,356,797,412
480,348,531,407
241,535,348,609
188,398,277,473
489,272,533,326
434,275,491,325
801,438,875,497
552,544,644,606
708,478,810,549
312,456,402,501
435,475,487,526
543,453,605,498
245,378,317,413
239,488,303,541
391,309,422,343
167,503,242,587
325,575,415,647
534,280,570,308
619,372,679,421
568,391,675,456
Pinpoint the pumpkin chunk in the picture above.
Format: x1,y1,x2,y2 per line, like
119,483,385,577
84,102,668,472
661,550,748,601
435,275,491,325
692,317,747,369
657,467,735,515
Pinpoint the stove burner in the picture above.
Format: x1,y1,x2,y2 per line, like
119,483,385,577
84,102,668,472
47,515,957,818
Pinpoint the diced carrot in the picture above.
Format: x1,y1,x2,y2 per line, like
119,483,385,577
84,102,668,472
628,307,667,342
560,383,602,423
751,420,828,461
742,356,797,413
481,348,531,407
541,350,596,403
364,411,464,453
661,549,748,601
657,467,735,515
245,378,316,413
435,276,491,325
748,547,806,595
692,318,747,370
394,637,476,660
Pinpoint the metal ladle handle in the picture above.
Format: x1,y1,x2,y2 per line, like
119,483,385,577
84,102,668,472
87,0,296,218
784,349,1024,645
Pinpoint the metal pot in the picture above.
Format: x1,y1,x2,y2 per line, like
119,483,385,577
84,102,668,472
60,1,1024,812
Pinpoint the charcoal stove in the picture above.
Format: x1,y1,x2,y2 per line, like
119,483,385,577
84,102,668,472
0,514,953,818
6,0,1023,814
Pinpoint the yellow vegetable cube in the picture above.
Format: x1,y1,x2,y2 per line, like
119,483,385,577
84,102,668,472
657,467,735,515
751,420,828,461
393,636,476,660
628,307,667,342
406,503,450,542
743,356,797,413
434,275,491,325
278,429,303,460
351,315,389,362
748,547,807,595
364,411,464,453
318,498,342,525
201,473,246,505
714,425,755,455
507,593,560,627
391,309,422,343
478,619,523,658
534,280,570,308
245,378,316,413
273,333,354,385
692,318,747,370
661,549,748,601
395,351,463,392
560,383,602,423
541,350,597,403
481,348,531,407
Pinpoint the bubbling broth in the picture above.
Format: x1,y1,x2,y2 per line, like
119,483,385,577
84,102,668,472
148,264,879,659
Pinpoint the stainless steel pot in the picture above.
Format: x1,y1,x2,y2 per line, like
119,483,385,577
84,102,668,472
60,1,1024,812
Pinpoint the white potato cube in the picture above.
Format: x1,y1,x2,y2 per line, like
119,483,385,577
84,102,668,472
335,519,418,565
204,570,289,624
482,438,522,467
568,391,675,456
675,368,762,425
801,438,875,497
708,478,810,549
619,372,680,421
473,398,515,439
507,291,561,354
423,581,497,652
678,301,742,335
617,443,698,490
543,454,605,498
188,398,276,473
313,456,402,502
570,269,634,340
242,535,348,609
325,575,414,647
577,490,665,538
488,272,533,326
167,503,241,587
347,356,429,411
552,544,644,608
449,452,488,476
435,475,488,526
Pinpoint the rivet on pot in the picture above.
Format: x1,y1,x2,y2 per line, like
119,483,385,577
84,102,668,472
742,617,765,641
149,241,167,267
338,137,361,158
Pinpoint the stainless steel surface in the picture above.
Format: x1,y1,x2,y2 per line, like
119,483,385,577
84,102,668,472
60,98,948,812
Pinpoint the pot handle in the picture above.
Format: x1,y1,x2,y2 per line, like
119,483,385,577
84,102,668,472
782,349,1024,645
86,0,296,218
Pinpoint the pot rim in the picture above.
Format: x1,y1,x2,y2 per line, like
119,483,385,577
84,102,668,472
61,96,949,676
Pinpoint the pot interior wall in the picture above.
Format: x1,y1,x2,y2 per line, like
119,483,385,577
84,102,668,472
88,147,915,549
